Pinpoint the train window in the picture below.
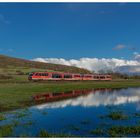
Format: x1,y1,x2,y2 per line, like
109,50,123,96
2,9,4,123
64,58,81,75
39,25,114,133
74,75,81,78
52,73,62,78
107,76,111,78
41,73,48,76
41,73,45,76
64,74,72,78
35,73,39,76
44,73,48,76
84,75,92,78
100,76,105,79
39,73,42,76
93,76,99,79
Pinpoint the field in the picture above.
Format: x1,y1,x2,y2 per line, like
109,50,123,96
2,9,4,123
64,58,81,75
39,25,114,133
1,72,140,112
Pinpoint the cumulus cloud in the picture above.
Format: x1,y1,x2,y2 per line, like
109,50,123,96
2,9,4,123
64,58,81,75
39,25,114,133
113,44,126,50
32,57,140,74
134,52,140,61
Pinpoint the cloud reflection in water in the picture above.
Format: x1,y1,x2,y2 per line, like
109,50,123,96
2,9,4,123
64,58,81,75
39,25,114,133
33,88,140,110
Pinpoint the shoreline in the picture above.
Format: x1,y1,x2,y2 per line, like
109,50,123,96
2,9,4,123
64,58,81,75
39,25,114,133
1,79,140,112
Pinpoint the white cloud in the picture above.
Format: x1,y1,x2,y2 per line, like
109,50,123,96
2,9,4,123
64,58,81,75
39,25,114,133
113,44,126,50
133,52,139,55
134,52,140,61
32,57,140,74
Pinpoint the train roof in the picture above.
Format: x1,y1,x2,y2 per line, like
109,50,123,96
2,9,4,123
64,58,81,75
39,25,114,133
30,71,111,76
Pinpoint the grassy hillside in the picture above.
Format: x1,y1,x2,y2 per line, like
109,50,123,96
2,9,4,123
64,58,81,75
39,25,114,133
0,55,90,74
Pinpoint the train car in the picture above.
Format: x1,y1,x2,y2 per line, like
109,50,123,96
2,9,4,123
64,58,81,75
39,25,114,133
93,74,112,81
82,74,93,80
28,71,112,81
72,74,83,80
28,72,63,81
28,72,52,81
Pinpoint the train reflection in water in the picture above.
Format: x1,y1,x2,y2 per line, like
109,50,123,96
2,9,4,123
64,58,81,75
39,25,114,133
33,88,113,103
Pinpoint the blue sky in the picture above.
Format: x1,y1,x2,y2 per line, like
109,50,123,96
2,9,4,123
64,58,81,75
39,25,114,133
0,2,140,60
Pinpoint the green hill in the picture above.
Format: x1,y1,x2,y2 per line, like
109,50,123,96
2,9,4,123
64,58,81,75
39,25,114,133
0,55,90,74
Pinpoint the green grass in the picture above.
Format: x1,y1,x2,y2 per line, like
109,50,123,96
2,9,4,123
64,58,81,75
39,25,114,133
1,79,140,112
12,120,20,127
108,125,140,137
100,111,128,120
90,128,104,135
106,111,128,120
0,124,14,137
12,119,34,127
15,112,30,118
21,121,34,126
0,114,6,121
38,129,74,137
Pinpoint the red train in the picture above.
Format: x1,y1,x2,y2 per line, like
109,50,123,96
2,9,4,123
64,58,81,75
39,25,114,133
28,71,112,81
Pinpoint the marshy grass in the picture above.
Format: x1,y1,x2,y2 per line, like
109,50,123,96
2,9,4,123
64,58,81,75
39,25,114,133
90,128,104,136
12,119,34,127
38,130,51,137
108,125,140,137
19,133,29,137
107,111,128,120
38,129,74,137
12,120,20,127
0,124,14,137
0,114,6,121
15,111,30,118
22,120,34,126
100,111,128,120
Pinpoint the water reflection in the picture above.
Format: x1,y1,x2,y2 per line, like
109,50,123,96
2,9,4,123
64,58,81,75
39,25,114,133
33,88,140,110
33,88,112,102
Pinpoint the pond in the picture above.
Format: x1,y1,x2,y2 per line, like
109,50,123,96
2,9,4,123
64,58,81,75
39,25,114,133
1,87,140,137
